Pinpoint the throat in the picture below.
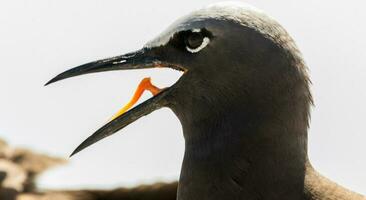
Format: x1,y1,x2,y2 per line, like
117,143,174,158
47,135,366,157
176,116,308,200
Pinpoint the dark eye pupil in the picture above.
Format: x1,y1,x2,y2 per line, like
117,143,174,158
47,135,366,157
186,32,203,49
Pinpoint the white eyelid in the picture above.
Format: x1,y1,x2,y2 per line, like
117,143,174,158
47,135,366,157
186,37,210,53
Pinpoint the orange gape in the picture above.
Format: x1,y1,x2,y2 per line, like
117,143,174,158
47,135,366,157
111,77,162,120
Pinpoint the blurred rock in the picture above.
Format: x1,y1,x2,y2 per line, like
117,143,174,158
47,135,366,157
0,138,177,200
17,182,178,200
0,160,27,191
0,139,65,200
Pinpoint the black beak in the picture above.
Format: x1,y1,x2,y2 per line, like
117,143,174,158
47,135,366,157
70,88,170,157
46,48,180,157
45,49,160,86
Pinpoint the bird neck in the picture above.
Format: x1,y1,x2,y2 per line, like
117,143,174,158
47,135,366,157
175,107,309,200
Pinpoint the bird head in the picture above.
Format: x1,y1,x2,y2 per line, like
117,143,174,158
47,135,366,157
46,2,312,156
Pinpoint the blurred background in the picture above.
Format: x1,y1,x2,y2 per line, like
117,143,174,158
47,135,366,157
0,0,365,195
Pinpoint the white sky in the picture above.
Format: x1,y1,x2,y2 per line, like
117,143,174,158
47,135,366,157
0,0,365,194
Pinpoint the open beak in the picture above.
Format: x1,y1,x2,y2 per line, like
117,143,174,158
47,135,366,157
45,48,185,157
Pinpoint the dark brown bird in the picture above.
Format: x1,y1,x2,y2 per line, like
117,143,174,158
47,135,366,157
46,2,365,200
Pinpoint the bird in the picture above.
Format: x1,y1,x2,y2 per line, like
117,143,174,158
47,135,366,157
45,2,365,200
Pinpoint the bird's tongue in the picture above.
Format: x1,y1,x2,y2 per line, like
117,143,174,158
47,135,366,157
111,77,162,120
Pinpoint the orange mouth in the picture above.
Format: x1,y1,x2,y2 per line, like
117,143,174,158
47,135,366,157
111,77,162,120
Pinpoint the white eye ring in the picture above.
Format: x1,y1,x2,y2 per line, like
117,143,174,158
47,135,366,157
186,37,210,53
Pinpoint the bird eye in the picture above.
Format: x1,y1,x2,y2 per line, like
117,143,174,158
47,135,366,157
185,31,210,53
